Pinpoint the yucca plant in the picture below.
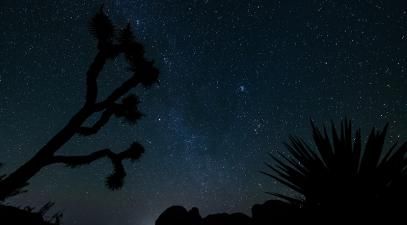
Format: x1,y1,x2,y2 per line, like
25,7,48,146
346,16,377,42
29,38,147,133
263,120,407,219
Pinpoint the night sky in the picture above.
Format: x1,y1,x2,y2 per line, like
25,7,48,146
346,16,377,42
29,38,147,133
1,0,407,225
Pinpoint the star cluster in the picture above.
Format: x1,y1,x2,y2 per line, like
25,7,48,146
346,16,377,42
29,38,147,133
0,0,407,225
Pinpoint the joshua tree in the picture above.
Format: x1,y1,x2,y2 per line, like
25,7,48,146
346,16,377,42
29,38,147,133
0,7,159,200
263,120,407,220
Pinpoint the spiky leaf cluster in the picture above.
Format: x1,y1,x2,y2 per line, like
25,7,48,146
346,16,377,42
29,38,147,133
88,8,159,86
113,95,143,124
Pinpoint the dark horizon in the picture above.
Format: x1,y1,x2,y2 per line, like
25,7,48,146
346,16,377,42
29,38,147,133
1,0,407,225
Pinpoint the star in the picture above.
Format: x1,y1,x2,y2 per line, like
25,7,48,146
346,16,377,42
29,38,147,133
1,1,406,225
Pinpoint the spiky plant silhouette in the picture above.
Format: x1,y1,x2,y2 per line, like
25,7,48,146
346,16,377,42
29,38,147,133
0,7,158,200
263,120,407,219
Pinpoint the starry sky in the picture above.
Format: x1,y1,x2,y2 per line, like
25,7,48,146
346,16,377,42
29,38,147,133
1,0,407,225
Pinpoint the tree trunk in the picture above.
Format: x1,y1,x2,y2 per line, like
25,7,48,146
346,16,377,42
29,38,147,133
0,107,91,200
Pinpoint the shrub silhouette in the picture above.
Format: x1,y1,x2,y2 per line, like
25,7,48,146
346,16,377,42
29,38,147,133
0,7,158,201
155,120,407,225
263,119,407,221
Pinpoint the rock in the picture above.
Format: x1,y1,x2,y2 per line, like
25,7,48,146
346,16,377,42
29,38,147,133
0,204,57,225
156,206,201,225
252,200,296,225
203,212,251,225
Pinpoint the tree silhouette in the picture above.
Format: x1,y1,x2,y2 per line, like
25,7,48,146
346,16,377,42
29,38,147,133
0,7,158,200
262,119,407,221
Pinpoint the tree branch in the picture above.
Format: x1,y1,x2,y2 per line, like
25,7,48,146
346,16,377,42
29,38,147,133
93,76,139,111
50,142,144,190
77,107,115,136
52,149,114,167
85,51,107,105
85,46,123,106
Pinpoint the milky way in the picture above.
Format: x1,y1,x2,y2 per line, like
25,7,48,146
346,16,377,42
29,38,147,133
1,0,407,225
